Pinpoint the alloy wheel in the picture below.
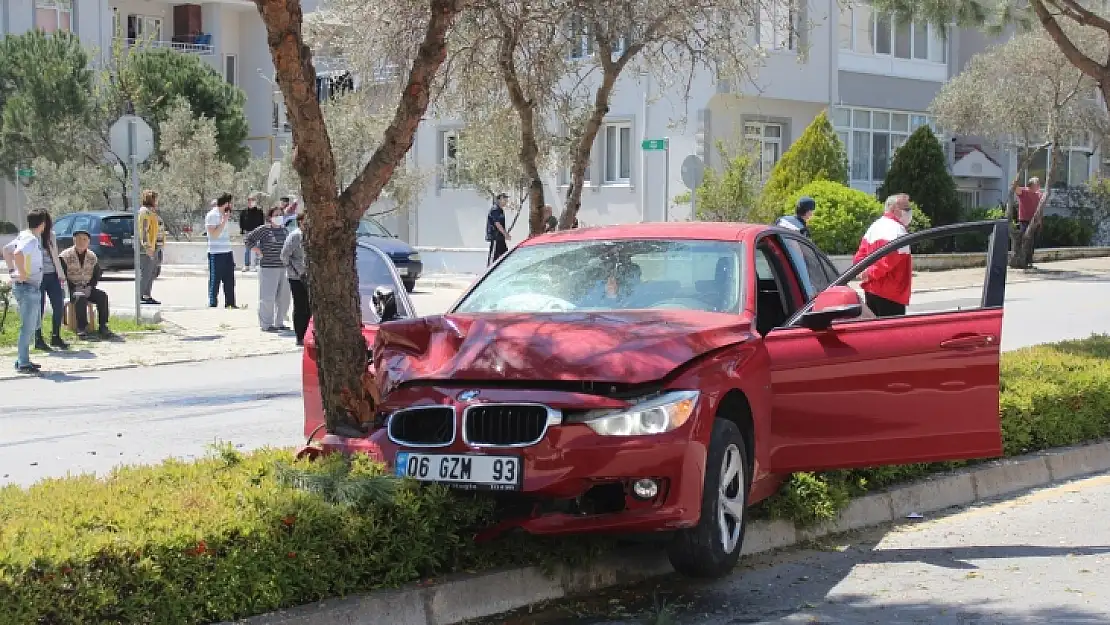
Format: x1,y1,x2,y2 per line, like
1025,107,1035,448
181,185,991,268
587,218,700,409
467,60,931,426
717,443,745,554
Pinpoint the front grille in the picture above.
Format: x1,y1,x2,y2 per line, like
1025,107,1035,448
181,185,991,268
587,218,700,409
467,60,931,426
387,407,455,446
464,405,552,447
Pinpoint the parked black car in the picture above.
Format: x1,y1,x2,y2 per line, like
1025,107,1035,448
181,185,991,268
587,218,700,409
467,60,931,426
53,211,143,273
283,215,422,292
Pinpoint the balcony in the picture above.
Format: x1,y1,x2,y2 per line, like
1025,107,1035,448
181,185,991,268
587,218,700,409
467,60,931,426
115,36,214,55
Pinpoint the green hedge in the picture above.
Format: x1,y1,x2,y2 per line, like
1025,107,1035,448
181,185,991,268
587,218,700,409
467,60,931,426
783,181,931,255
3,335,1110,623
757,334,1110,525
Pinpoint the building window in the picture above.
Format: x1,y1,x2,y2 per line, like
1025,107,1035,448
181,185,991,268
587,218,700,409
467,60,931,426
224,55,237,85
603,122,633,184
126,14,163,41
838,6,946,63
563,160,592,186
1020,136,1093,189
833,106,936,184
758,0,796,50
957,190,980,210
568,14,594,59
744,122,783,182
440,129,469,189
36,0,72,33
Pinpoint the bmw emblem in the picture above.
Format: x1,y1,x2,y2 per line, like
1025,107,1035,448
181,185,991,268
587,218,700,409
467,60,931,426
457,389,480,402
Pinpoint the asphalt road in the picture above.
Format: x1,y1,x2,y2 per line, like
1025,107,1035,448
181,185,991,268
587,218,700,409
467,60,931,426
489,472,1110,625
2,274,1109,487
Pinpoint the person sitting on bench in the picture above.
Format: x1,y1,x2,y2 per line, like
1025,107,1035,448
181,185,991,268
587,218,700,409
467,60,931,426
58,229,115,340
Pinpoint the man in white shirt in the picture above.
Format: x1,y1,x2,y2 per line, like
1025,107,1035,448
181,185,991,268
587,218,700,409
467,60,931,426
206,192,239,308
2,208,49,373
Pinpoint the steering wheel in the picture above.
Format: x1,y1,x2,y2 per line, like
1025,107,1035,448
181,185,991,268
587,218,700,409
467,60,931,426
494,293,576,312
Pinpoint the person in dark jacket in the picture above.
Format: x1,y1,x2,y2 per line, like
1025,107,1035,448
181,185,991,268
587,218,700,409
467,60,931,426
775,196,815,238
486,193,511,265
239,194,265,271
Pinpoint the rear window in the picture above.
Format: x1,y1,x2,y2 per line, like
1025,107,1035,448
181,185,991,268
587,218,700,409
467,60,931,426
101,217,134,236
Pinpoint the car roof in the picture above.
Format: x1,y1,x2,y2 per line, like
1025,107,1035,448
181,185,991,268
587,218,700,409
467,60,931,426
62,211,133,219
518,222,767,247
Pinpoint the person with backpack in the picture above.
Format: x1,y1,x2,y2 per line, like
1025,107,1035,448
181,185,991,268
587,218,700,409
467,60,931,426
775,196,815,238
486,193,511,265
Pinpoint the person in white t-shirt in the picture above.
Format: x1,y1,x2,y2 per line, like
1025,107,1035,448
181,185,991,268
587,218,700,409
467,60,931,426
205,192,239,308
2,208,49,373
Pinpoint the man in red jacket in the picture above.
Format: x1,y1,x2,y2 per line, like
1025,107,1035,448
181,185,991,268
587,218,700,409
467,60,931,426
1015,177,1043,268
854,193,914,317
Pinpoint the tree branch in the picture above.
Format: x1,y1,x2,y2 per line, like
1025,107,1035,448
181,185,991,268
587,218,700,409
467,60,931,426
337,0,464,216
1033,0,1109,81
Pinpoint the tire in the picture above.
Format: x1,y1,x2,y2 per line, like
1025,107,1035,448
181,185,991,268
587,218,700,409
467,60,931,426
667,418,751,579
403,279,416,293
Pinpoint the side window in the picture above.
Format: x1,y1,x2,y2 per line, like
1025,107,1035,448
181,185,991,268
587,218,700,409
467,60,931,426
781,236,833,300
54,216,74,236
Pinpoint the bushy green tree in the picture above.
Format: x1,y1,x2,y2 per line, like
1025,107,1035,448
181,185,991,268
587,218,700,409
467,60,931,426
760,111,849,221
694,143,761,222
785,181,933,254
121,48,249,168
877,126,961,226
0,31,92,177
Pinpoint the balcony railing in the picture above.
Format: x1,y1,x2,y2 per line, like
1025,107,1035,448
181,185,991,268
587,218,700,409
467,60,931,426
115,37,214,55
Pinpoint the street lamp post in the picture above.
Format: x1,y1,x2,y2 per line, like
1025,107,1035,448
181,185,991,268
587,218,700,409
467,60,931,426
257,69,279,164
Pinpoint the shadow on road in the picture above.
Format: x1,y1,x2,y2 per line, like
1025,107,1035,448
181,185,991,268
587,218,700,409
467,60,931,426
481,519,1110,625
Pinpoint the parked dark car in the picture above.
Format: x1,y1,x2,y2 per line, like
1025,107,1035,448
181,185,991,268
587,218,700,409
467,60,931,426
356,218,421,292
53,211,140,273
284,215,422,292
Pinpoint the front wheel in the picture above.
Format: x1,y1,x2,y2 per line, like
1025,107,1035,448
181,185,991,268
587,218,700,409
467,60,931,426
667,418,750,578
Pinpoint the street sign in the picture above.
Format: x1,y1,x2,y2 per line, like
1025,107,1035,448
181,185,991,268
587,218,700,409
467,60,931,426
642,138,668,151
109,115,154,164
16,167,33,177
680,155,705,190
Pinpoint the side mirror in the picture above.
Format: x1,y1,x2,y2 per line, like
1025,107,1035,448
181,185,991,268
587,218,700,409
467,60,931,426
372,286,399,322
799,286,863,330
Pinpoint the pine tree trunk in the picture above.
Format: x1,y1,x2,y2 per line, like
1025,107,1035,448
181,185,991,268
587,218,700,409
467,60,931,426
254,0,461,434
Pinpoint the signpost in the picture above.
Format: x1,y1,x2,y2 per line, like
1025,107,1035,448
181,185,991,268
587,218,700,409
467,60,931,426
109,114,154,324
642,138,670,221
14,167,34,222
680,155,706,217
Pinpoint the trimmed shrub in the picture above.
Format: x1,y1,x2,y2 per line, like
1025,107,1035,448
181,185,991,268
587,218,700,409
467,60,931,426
878,126,962,227
1039,214,1096,247
759,111,849,222
0,221,17,234
0,448,606,624
694,145,761,222
758,334,1110,525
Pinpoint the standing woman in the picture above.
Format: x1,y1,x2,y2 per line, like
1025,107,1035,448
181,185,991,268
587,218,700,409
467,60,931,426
245,205,291,332
280,209,310,346
35,212,68,351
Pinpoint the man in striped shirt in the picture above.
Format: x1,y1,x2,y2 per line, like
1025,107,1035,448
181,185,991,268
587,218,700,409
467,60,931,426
244,206,291,331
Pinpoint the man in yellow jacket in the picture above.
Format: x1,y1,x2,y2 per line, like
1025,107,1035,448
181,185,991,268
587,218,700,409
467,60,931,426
137,189,160,305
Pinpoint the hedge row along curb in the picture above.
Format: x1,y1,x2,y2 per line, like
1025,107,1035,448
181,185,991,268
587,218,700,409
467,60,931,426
232,440,1110,625
3,335,1110,624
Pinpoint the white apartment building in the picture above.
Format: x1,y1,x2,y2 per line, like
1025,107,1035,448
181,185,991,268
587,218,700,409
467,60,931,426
1,1,1100,247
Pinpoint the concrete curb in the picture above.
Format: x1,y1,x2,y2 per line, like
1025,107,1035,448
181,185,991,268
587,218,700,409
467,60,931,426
234,440,1110,625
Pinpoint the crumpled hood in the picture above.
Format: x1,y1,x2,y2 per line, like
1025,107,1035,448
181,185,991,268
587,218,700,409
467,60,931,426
372,310,754,394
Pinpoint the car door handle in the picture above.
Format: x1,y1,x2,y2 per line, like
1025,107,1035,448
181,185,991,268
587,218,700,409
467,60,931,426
940,334,996,350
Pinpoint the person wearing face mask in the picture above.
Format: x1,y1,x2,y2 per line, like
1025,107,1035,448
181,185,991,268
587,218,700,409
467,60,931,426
853,193,914,317
206,193,240,309
245,206,292,332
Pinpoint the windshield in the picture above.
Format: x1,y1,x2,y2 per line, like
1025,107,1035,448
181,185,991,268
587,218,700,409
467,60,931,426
454,239,744,314
356,243,415,324
356,218,392,238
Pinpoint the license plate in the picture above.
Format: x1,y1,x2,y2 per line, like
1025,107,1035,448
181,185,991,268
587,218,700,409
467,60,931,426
394,452,522,491
396,267,409,276
122,238,133,245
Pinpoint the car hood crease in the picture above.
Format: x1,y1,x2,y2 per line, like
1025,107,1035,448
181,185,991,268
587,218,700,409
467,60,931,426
372,310,754,395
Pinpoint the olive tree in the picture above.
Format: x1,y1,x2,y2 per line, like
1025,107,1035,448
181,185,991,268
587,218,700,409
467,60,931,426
252,0,464,434
930,28,1108,267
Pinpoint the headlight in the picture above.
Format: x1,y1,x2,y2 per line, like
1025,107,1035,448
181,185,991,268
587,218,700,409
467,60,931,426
408,253,421,261
577,391,699,436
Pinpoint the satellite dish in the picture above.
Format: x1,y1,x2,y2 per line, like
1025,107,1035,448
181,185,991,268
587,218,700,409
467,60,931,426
266,161,282,197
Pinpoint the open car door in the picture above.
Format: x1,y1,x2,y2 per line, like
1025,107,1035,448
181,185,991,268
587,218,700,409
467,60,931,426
762,220,1009,473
